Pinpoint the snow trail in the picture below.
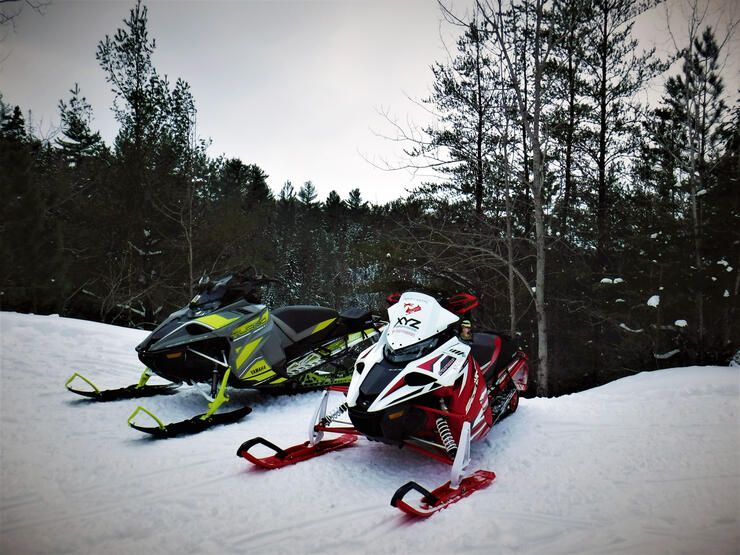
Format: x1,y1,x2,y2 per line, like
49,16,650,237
1,312,738,553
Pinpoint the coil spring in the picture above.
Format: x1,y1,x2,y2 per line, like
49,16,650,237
320,402,348,426
436,416,457,457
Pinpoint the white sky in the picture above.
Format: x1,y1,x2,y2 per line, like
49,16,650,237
1,0,737,205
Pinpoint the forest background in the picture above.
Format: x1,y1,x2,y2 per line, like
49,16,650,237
1,0,737,397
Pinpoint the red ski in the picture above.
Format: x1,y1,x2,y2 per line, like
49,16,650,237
236,433,358,469
390,470,496,517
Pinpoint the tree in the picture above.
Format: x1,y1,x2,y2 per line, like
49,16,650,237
544,1,592,237
417,19,500,215
477,0,553,395
94,0,200,324
0,98,64,313
0,0,48,29
347,188,368,213
56,84,106,161
298,180,318,207
583,0,662,260
652,21,733,362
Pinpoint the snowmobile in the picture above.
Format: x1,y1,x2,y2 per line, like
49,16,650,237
237,291,529,516
66,274,383,437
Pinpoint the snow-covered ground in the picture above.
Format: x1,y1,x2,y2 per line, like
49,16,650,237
1,311,738,554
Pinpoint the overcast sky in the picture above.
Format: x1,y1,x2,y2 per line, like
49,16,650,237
1,0,737,205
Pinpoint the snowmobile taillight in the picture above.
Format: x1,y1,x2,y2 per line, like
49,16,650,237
166,352,183,359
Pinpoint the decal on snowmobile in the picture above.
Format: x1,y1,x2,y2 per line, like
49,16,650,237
230,310,269,339
404,303,422,314
395,316,421,328
312,318,336,334
243,359,273,380
195,313,241,329
235,337,263,371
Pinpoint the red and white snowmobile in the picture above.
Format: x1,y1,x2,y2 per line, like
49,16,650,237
237,291,529,516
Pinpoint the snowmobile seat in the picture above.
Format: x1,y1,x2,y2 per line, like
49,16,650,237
470,332,519,383
272,306,340,343
338,307,373,333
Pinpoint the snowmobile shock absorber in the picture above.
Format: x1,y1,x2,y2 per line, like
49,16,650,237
210,364,220,398
320,402,348,426
436,400,457,458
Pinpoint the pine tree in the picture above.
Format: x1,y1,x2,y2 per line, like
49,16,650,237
651,26,732,362
298,180,318,207
582,0,662,261
56,84,105,162
93,0,199,325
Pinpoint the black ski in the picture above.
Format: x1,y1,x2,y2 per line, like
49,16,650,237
65,373,179,401
128,405,252,438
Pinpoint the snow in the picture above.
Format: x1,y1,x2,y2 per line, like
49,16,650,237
675,319,688,327
1,312,739,554
647,295,661,307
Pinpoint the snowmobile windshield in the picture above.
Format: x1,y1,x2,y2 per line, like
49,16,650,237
190,287,225,309
383,335,440,364
189,276,233,310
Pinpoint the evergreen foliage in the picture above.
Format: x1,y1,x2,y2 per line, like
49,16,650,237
1,1,736,396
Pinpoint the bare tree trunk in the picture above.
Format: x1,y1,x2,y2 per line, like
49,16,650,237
531,0,549,396
501,59,517,336
482,0,550,395
597,2,609,262
474,26,485,216
682,5,704,363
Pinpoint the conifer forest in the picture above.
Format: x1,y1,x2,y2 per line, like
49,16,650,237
1,0,737,396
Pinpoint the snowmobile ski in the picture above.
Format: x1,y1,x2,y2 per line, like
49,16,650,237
390,469,496,517
65,371,179,401
128,404,252,438
236,433,358,469
128,367,253,437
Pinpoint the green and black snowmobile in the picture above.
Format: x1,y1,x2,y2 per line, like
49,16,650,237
66,274,383,437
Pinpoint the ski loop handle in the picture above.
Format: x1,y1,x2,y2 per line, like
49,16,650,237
390,481,439,508
237,437,288,459
128,406,166,430
65,373,101,395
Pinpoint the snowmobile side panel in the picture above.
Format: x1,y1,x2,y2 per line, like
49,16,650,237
236,434,358,469
391,469,496,517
